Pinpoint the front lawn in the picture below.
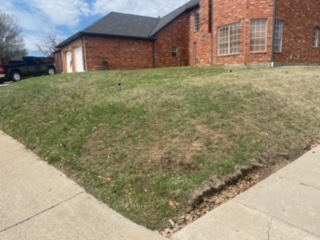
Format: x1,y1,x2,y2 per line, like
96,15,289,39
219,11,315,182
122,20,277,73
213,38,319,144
0,66,320,229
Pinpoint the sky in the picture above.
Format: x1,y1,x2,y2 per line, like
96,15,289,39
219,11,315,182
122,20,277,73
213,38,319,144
0,0,189,56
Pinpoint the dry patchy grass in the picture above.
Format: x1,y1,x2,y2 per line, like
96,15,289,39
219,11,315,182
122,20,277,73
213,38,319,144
0,66,320,229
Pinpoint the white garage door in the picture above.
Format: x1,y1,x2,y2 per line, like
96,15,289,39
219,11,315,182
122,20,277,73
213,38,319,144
74,46,84,72
66,51,73,73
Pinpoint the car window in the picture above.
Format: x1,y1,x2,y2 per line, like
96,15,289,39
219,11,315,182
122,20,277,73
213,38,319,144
33,58,42,64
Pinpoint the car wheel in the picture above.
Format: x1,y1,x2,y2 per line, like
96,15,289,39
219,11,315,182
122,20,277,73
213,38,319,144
48,67,56,75
11,71,21,82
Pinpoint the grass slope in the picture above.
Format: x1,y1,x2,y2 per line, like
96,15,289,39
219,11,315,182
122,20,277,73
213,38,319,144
1,66,320,229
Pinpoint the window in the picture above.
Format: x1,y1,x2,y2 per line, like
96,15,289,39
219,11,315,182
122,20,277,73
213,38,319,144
33,58,42,64
250,19,268,52
172,47,178,57
274,19,284,52
218,22,241,56
194,9,200,32
313,27,320,48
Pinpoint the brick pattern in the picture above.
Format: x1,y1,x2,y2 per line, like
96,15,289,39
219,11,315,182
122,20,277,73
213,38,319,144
58,0,320,73
195,0,319,66
189,1,212,66
84,36,153,70
60,37,153,72
154,13,190,67
188,0,275,66
275,0,320,64
243,0,275,65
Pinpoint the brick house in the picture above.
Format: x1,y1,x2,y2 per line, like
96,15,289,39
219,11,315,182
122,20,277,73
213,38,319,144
56,0,320,72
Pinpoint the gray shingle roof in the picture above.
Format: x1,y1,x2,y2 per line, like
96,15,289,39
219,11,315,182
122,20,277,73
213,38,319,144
83,12,160,38
150,0,199,36
56,0,199,48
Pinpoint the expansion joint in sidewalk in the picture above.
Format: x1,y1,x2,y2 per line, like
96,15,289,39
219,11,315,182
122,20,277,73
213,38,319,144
233,200,320,239
0,191,85,233
276,176,320,192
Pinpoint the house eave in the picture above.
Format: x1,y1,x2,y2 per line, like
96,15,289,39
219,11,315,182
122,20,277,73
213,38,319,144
56,33,82,49
56,32,156,49
150,2,199,36
80,32,156,41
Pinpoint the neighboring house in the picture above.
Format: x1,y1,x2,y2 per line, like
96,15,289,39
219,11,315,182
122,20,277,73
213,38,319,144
55,0,320,73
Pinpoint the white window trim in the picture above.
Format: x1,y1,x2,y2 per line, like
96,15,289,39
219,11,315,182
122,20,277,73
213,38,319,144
194,9,200,32
172,47,179,57
313,27,320,48
218,22,241,56
250,19,268,53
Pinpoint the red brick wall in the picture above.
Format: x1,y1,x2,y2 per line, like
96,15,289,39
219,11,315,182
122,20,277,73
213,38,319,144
58,0,320,72
212,0,274,65
154,13,190,67
275,0,320,64
53,51,63,73
83,36,153,70
189,1,212,66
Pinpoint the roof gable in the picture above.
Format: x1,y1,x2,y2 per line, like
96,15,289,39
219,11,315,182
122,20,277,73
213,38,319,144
56,0,199,48
150,0,199,36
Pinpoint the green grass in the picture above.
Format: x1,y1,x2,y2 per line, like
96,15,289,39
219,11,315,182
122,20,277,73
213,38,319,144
1,66,320,229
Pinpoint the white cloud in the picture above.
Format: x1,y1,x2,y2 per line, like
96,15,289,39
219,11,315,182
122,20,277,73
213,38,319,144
23,34,44,54
28,0,91,27
0,0,87,54
92,0,188,17
1,0,90,28
23,32,68,55
0,0,191,55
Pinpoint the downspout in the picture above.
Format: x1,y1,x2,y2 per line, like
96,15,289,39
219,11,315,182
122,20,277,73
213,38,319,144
81,36,87,71
211,0,214,65
271,0,278,67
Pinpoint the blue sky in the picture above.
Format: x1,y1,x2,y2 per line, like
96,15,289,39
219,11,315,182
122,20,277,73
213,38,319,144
0,0,188,56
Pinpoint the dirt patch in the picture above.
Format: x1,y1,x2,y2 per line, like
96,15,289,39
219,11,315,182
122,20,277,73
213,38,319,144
146,132,205,173
146,121,231,174
158,144,312,237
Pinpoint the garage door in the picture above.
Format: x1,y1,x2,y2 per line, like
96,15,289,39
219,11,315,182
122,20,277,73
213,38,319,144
66,51,73,73
74,46,84,72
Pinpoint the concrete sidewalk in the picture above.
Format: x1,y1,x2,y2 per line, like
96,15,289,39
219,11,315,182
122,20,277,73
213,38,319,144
1,129,320,240
0,131,167,240
173,146,320,240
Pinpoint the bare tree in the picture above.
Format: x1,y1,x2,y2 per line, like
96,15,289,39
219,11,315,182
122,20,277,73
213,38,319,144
35,33,62,57
0,12,27,60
